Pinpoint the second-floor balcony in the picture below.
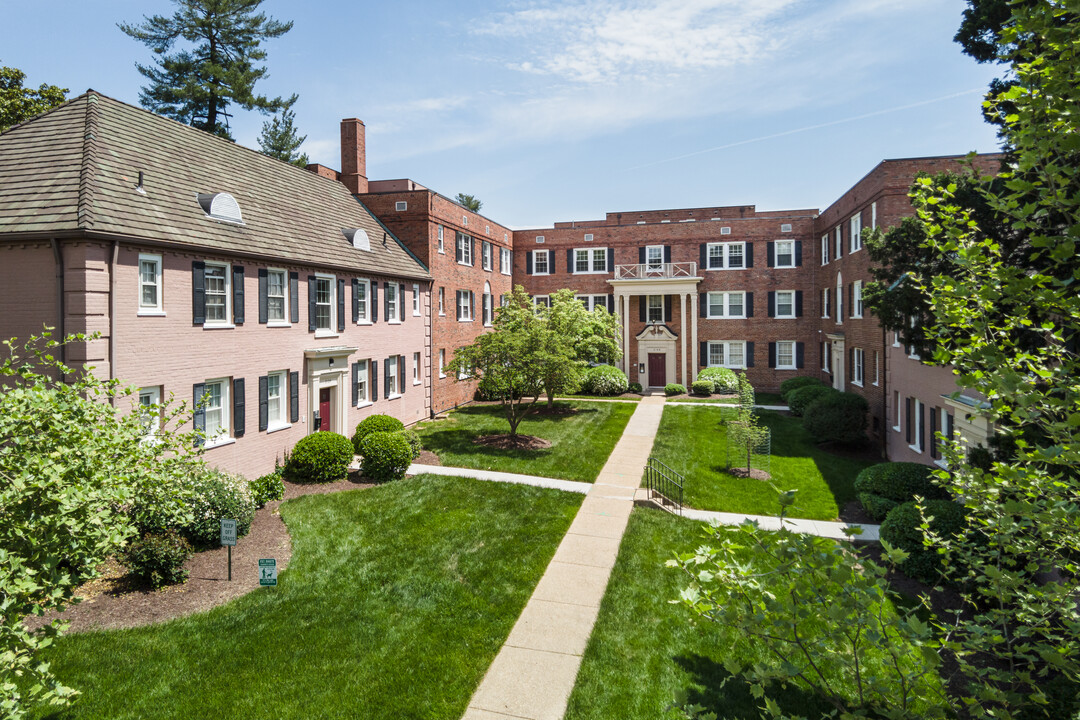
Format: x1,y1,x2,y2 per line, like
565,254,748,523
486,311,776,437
614,262,698,280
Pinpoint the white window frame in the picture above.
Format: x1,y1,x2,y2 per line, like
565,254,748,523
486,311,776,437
267,370,288,430
386,282,399,323
774,290,795,319
412,283,421,316
574,247,609,274
893,390,902,432
823,342,831,373
706,291,745,319
202,378,230,447
356,360,370,407
774,240,795,268
437,225,445,254
821,235,829,266
500,247,512,275
313,274,335,335
821,288,831,319
852,348,864,387
438,287,445,316
533,295,550,309
457,232,473,266
204,262,232,327
387,356,400,398
872,351,880,386
871,202,878,229
438,349,446,379
776,340,796,370
354,279,371,324
482,241,492,271
645,245,664,271
533,249,550,275
584,233,594,242
138,386,161,437
587,294,608,312
267,268,289,326
705,242,745,270
395,201,407,211
853,280,863,318
647,295,664,323
138,253,164,315
707,341,746,369
413,351,421,385
835,226,842,259
457,290,473,321
850,213,863,253
910,398,925,453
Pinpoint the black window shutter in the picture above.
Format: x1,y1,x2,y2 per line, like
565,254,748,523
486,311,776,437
258,375,268,431
456,236,463,263
639,296,646,322
838,228,844,257
307,275,317,331
746,342,755,367
607,294,614,312
400,284,406,323
664,246,671,263
469,291,475,316
399,356,406,394
795,240,803,266
930,408,939,459
768,342,777,368
819,342,824,368
700,341,708,366
337,279,346,332
767,291,775,318
638,247,646,264
767,242,775,267
370,361,379,402
371,282,378,323
699,243,706,270
664,295,672,322
192,261,205,325
383,281,391,321
289,372,299,423
192,382,206,445
233,377,245,438
607,247,614,272
566,249,573,273
455,290,462,320
289,272,299,324
849,349,854,380
352,279,360,323
795,291,803,317
469,237,475,266
919,402,927,451
352,362,360,406
384,358,392,397
746,243,754,268
746,292,754,317
258,268,268,324
796,342,805,369
526,250,533,275
233,265,245,324
699,292,707,317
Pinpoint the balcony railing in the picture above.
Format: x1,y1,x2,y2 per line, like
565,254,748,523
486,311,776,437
614,262,698,280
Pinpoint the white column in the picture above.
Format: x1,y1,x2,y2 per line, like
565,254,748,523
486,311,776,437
623,293,631,379
691,292,699,379
680,293,687,386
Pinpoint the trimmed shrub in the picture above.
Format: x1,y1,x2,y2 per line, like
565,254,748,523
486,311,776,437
182,468,258,547
288,431,354,484
691,380,713,396
880,500,968,583
697,367,739,394
855,462,947,503
582,365,629,396
122,530,192,588
665,383,686,396
779,376,826,401
250,469,285,508
803,391,868,444
787,384,837,417
628,382,643,394
400,428,422,460
857,492,899,522
352,414,405,454
360,431,413,483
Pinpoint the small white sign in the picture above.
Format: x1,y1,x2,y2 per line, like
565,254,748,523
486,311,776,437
259,558,277,587
220,519,237,547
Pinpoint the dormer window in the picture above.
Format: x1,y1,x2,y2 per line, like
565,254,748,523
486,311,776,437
342,228,371,251
197,193,243,224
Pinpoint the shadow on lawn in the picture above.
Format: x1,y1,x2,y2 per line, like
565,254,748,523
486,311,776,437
673,653,831,719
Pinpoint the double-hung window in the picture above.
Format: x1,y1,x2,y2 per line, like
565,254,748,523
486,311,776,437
266,371,286,428
314,275,334,332
205,263,231,325
706,242,745,270
356,279,370,323
355,360,369,405
647,295,664,323
706,291,745,318
850,213,863,253
138,386,161,436
456,232,473,266
457,290,472,321
202,378,229,445
412,283,421,316
708,341,745,369
533,295,550,309
586,295,608,311
821,235,830,265
776,341,796,370
267,269,287,323
774,240,795,268
438,350,446,378
835,226,842,259
138,254,163,314
823,342,832,373
852,348,865,386
482,241,492,271
437,225,445,254
822,288,831,319
853,280,863,318
387,356,399,397
574,248,608,273
533,250,550,275
774,290,795,318
873,351,880,386
386,283,399,322
438,287,445,316
909,397,925,452
413,352,421,384
500,247,512,275
645,245,664,271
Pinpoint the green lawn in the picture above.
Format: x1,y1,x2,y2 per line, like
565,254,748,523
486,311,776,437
649,405,874,520
668,392,785,405
559,394,642,402
415,400,635,482
32,476,582,720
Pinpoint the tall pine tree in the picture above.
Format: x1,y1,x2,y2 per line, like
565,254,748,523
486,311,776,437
258,102,308,167
119,0,294,139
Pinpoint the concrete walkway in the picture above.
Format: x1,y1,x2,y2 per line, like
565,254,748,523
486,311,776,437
461,395,667,720
408,464,593,495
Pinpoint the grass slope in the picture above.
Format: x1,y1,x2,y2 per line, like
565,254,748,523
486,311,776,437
415,401,635,482
33,476,582,720
650,405,873,520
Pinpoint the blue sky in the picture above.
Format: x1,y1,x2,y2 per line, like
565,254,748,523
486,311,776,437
6,0,1002,228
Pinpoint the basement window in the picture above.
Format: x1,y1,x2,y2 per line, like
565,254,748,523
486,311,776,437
197,193,243,224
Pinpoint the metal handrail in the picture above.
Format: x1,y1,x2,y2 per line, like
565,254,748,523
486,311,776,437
643,457,684,514
615,262,698,280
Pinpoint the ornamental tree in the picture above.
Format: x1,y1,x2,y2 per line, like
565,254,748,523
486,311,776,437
0,66,67,133
541,289,621,406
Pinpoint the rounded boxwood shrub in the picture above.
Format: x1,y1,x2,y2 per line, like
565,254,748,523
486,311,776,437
288,431,354,485
855,462,947,503
691,380,713,396
803,391,868,444
360,431,413,483
250,469,285,508
582,365,629,396
122,530,192,588
400,428,422,460
697,367,738,394
880,499,968,583
352,414,405,454
779,376,826,402
857,492,899,522
665,383,686,396
182,468,258,547
787,384,837,416
628,382,643,394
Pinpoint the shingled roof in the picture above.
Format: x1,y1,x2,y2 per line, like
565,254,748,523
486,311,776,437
0,91,430,280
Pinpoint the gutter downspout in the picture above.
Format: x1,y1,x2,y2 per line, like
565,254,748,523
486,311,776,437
108,240,119,404
50,239,65,364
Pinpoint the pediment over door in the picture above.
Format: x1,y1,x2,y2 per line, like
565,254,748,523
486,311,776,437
635,323,678,341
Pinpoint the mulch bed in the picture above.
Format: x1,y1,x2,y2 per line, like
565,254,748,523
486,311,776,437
474,434,552,450
728,467,772,481
840,499,877,526
415,449,442,465
28,474,374,634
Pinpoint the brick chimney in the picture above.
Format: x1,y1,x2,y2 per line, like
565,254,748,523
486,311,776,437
340,118,367,194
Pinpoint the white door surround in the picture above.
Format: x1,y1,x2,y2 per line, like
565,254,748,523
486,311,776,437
304,346,358,435
635,324,678,387
826,333,845,391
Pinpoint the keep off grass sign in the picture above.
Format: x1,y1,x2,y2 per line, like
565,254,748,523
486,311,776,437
259,558,277,587
220,519,237,546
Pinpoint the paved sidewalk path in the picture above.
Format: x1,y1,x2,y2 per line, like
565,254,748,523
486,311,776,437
407,463,592,495
461,395,667,720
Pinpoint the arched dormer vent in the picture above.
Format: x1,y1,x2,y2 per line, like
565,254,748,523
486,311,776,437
342,228,371,251
197,193,243,224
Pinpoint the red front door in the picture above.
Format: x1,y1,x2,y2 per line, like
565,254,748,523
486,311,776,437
648,353,666,387
318,388,331,432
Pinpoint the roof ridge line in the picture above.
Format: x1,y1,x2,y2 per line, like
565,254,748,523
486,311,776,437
77,93,101,230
